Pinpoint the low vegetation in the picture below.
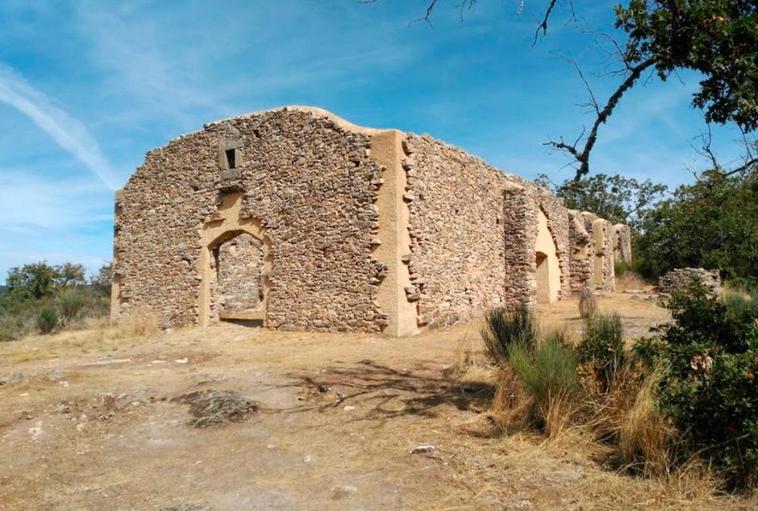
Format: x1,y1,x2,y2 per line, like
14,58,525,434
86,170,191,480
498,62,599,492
480,283,757,492
0,261,111,341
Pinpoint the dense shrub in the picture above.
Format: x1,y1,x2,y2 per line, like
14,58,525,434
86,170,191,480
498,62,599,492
509,333,581,400
578,313,625,391
481,305,538,365
36,307,59,334
646,284,757,489
0,314,22,342
58,289,85,323
508,332,581,427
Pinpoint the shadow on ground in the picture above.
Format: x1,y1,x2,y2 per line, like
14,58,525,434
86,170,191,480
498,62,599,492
273,360,494,424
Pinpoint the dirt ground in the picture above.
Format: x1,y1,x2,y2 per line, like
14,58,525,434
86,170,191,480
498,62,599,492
1,293,755,510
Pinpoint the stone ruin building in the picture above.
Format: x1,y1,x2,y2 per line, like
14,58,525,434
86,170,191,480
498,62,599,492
111,106,631,336
658,267,721,296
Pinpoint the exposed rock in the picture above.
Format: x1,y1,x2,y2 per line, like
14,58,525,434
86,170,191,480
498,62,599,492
410,444,436,455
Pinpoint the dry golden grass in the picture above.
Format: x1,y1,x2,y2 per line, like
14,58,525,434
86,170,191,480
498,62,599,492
2,294,753,510
113,307,160,338
489,365,530,433
0,312,163,364
615,271,651,292
618,368,673,477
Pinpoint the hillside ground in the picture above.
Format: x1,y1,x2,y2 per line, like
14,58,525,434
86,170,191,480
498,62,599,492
1,293,755,510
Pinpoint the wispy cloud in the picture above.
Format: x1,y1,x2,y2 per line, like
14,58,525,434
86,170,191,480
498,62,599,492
0,63,118,189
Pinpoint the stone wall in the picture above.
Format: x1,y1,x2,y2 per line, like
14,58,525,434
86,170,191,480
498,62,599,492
533,191,571,300
214,234,264,313
402,135,508,327
613,224,633,265
502,184,538,309
568,210,592,294
403,136,573,320
581,213,615,292
113,108,386,331
658,268,721,295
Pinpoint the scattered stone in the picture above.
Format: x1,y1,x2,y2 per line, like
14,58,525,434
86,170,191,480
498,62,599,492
172,389,260,428
28,421,43,440
175,358,188,364
331,485,358,499
303,455,312,464
343,405,356,412
410,444,436,455
161,505,211,511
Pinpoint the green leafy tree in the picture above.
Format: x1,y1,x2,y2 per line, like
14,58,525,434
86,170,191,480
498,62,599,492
635,170,757,279
535,173,667,231
5,261,59,301
617,0,758,132
55,262,86,287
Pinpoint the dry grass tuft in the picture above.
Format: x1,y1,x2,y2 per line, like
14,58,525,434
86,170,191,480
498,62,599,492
114,308,160,338
540,394,584,441
490,365,530,433
615,271,650,292
578,288,597,319
664,457,724,502
449,326,497,383
619,368,672,477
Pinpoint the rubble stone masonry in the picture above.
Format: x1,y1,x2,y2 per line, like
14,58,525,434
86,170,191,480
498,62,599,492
113,107,625,335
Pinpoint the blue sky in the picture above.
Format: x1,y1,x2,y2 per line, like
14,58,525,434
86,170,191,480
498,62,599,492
0,0,747,281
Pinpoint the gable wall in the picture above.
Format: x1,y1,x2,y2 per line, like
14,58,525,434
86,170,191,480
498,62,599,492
113,110,386,331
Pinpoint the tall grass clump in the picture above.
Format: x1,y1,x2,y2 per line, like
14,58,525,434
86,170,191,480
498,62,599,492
578,313,625,391
578,288,597,319
618,368,672,477
36,307,58,334
481,304,538,365
115,308,160,338
508,332,582,434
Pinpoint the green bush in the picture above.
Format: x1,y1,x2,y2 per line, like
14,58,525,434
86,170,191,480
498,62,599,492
481,304,538,365
36,307,58,334
649,283,757,489
578,313,625,391
58,289,85,323
508,332,581,409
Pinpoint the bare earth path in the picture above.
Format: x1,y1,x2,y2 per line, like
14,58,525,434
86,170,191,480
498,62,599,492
1,294,754,510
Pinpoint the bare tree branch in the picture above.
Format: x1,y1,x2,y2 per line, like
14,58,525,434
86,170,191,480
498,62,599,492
547,57,655,180
533,0,559,46
691,122,757,177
